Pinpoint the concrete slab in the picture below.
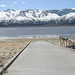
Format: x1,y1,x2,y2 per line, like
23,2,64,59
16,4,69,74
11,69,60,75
4,41,75,75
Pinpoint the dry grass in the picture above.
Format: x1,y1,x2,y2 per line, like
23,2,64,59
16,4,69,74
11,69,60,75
0,39,30,68
0,38,59,69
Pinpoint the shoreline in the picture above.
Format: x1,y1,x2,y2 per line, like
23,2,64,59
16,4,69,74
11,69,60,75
0,35,60,40
0,25,75,28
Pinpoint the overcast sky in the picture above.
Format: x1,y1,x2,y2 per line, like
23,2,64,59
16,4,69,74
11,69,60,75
0,0,75,10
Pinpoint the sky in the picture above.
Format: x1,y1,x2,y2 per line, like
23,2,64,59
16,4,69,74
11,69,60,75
0,0,75,10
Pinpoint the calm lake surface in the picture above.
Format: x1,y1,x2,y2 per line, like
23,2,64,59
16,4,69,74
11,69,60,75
0,27,75,38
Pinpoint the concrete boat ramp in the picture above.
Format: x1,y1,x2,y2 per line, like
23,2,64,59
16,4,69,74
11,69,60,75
3,41,75,75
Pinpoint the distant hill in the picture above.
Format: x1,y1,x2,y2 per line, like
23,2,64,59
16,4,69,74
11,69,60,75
0,8,75,27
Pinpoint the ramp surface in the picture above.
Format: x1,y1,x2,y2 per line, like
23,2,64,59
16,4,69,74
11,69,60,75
4,41,75,75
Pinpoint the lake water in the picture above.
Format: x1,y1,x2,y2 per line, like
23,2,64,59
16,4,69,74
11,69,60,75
0,27,75,39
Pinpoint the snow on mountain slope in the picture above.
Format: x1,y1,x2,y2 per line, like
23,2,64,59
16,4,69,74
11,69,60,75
0,9,60,21
0,10,20,21
40,13,60,21
0,9,75,26
61,12,75,20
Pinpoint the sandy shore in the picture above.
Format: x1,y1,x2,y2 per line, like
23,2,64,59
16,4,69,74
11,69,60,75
0,38,59,69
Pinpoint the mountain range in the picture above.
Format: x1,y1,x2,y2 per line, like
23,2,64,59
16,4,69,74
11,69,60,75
0,8,75,27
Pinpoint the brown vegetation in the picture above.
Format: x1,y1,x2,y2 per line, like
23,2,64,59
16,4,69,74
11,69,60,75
0,38,59,69
0,39,30,69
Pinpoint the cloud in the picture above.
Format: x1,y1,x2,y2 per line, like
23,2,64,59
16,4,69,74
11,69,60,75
22,2,26,4
0,4,7,7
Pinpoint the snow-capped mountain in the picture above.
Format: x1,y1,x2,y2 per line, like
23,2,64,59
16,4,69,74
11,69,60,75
0,8,75,27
